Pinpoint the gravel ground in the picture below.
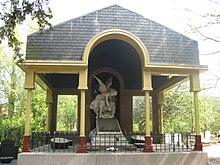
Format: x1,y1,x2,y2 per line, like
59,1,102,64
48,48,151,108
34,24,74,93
203,143,220,165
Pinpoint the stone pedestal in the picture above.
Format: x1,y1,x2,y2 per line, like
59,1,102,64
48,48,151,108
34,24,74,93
90,118,128,148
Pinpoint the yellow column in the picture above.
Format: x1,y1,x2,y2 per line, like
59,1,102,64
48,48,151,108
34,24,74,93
145,91,151,136
143,71,153,152
80,89,86,137
194,91,200,135
24,89,32,136
46,88,53,132
158,92,164,135
190,74,202,151
190,74,201,135
77,69,88,153
23,70,35,152
158,92,164,144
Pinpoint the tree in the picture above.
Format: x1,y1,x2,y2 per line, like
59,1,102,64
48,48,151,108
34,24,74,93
199,93,220,135
163,83,194,133
0,43,48,148
0,44,24,116
0,43,26,148
0,1,52,148
133,96,146,133
184,0,220,89
0,0,52,60
57,95,78,131
30,85,47,132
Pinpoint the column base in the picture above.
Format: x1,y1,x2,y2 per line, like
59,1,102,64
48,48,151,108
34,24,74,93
22,135,31,152
143,136,154,152
193,135,203,151
76,136,88,153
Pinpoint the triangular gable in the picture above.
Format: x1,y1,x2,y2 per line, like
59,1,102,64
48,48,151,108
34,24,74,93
26,5,199,65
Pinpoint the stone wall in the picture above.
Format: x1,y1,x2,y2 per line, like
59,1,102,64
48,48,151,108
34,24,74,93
18,152,208,165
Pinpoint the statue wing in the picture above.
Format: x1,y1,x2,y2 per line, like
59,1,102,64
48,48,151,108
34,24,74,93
94,75,107,92
105,76,113,90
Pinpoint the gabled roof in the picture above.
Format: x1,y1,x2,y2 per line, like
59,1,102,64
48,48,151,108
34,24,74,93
26,4,199,65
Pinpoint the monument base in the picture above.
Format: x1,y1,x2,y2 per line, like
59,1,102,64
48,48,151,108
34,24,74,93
90,118,128,147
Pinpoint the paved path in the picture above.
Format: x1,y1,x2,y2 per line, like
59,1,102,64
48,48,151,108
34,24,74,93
0,160,17,165
203,143,220,165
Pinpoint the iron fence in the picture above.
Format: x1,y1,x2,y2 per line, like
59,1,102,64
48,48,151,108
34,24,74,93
30,131,194,153
31,131,78,152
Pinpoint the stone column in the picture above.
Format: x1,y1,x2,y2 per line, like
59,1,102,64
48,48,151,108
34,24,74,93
77,69,88,153
22,70,35,152
143,71,153,152
190,74,202,151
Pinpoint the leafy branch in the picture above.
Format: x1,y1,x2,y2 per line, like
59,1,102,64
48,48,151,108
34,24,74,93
0,0,53,61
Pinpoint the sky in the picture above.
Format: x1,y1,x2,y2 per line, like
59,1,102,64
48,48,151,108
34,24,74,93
48,0,220,57
39,0,220,95
49,0,218,39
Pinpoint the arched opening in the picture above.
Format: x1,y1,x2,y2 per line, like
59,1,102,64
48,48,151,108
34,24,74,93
83,29,149,90
85,30,148,135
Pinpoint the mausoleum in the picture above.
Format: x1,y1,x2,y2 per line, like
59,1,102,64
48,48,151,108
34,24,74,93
18,4,208,165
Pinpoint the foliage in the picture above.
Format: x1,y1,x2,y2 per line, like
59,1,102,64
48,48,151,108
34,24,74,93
0,0,52,60
30,85,47,132
0,44,48,149
0,84,47,149
0,43,26,149
133,96,146,133
0,114,25,149
163,82,220,135
132,82,220,135
163,83,194,133
57,95,78,131
199,94,220,134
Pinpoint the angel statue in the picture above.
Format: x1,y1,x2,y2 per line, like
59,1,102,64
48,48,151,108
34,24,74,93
90,75,117,118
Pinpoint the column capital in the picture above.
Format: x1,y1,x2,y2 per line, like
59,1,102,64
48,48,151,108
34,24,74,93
46,88,53,103
24,70,35,89
78,69,88,90
143,71,152,91
190,74,201,92
157,92,164,105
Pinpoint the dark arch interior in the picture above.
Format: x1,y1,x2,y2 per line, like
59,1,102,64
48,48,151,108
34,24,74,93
88,39,142,90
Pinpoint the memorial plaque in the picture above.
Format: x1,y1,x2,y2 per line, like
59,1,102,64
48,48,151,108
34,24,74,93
97,118,121,132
